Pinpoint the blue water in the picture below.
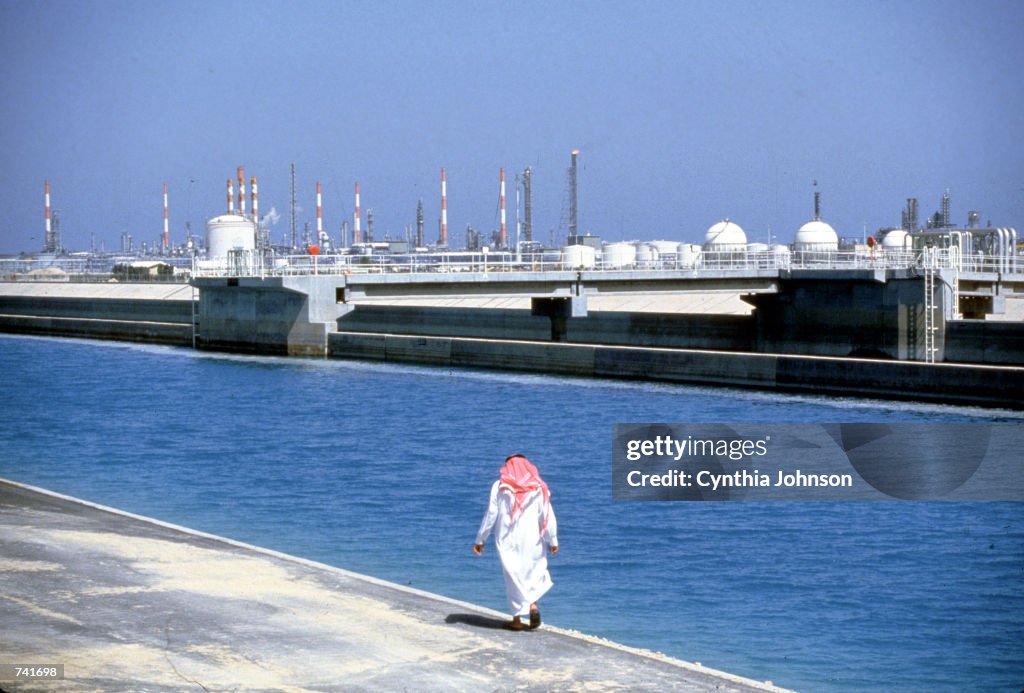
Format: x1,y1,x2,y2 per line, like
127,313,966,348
1,333,1021,691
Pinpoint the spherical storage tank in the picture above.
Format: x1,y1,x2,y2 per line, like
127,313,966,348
561,244,597,269
703,220,747,249
880,229,910,250
602,242,637,269
794,219,839,251
206,213,256,259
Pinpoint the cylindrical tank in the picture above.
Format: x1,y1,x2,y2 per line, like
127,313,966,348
602,242,637,269
650,240,679,267
771,244,791,269
205,213,256,259
746,242,769,268
561,244,597,269
635,242,658,268
677,243,702,268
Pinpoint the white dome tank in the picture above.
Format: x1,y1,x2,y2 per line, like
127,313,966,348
206,213,256,259
561,244,597,269
602,242,637,269
703,220,747,249
794,219,839,251
881,229,910,249
677,243,702,268
747,242,769,253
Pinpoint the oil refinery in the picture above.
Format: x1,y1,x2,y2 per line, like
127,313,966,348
4,150,1019,282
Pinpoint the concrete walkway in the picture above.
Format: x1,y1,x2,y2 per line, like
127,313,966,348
0,480,789,692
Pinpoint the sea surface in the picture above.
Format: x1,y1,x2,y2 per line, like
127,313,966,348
0,333,1021,692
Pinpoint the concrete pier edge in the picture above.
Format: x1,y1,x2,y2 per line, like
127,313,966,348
1,477,790,692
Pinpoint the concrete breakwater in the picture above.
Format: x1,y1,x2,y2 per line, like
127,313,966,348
0,282,195,346
1,273,1023,409
329,331,1023,409
1,478,786,692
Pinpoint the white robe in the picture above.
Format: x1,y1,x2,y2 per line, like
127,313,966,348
475,480,558,616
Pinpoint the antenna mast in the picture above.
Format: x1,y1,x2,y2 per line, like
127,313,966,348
290,163,297,250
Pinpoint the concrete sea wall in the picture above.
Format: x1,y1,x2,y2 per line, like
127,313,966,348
0,283,196,346
945,320,1024,366
329,331,1023,409
336,304,755,351
2,280,1022,409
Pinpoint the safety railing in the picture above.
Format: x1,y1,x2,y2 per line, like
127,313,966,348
2,246,1007,282
190,247,976,279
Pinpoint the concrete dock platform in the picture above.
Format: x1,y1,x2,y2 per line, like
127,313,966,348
0,480,788,692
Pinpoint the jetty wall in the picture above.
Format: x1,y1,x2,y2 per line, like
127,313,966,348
2,279,1023,408
335,304,755,351
328,331,1022,409
0,283,195,346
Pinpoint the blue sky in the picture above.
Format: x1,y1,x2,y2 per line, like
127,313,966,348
1,0,1022,254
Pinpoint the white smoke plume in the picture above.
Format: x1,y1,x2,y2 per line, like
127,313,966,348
262,206,282,226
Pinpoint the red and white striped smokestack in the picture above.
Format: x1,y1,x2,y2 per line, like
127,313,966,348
354,181,362,243
316,181,323,239
163,182,169,250
237,166,246,215
44,179,51,240
441,167,448,246
251,176,258,225
227,179,234,212
500,167,506,249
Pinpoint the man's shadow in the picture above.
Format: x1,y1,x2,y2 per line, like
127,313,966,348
444,613,508,630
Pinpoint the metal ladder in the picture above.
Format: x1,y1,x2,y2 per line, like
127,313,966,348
923,257,938,364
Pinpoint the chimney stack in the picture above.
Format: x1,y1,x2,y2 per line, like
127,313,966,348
251,176,258,225
440,167,448,247
163,182,169,250
354,181,362,243
500,167,507,249
237,166,246,215
316,181,323,242
569,149,579,238
44,179,52,251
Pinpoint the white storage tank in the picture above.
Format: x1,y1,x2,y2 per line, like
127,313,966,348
703,219,747,250
650,240,679,267
794,219,839,251
561,244,597,269
677,243,702,268
206,213,256,260
635,242,658,268
746,242,769,268
602,242,637,269
880,229,910,249
771,244,792,268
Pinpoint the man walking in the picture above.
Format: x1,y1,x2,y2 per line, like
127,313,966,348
473,454,559,631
